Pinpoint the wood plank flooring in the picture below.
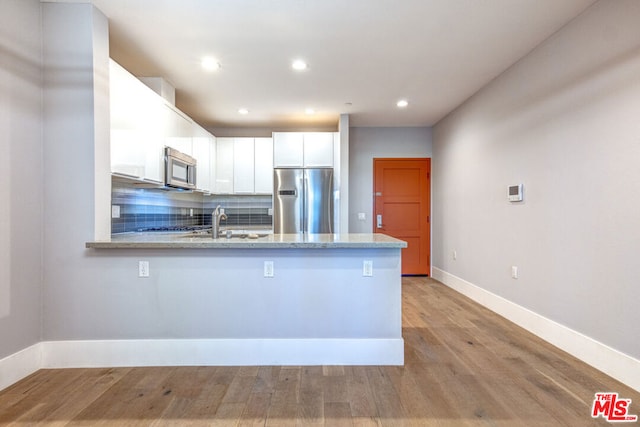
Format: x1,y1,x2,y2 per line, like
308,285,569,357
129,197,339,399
1,277,638,426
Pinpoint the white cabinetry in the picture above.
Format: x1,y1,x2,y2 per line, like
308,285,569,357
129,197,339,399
254,138,274,194
211,138,273,194
192,124,213,193
233,138,255,193
213,137,273,195
273,132,304,167
209,136,217,195
110,59,164,183
110,58,274,195
215,138,234,194
110,59,202,185
302,132,333,167
273,132,334,168
163,104,193,156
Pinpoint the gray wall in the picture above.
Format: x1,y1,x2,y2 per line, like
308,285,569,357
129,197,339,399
0,0,43,359
349,127,432,232
42,3,111,341
432,0,640,359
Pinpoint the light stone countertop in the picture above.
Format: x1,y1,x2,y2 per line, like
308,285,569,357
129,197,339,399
85,233,407,249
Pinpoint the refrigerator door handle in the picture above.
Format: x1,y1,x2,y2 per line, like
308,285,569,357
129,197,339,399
302,175,307,233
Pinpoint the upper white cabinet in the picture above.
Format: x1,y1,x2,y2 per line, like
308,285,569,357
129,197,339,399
209,135,217,195
302,132,334,167
221,137,273,195
273,132,304,167
111,59,223,191
192,124,213,193
163,104,193,156
273,132,334,168
110,59,164,183
110,59,276,195
254,138,274,194
215,138,234,194
233,138,255,194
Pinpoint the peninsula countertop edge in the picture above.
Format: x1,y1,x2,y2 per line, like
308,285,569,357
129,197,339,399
85,233,408,249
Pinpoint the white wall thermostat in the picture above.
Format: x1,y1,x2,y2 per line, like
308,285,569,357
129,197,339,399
508,184,523,202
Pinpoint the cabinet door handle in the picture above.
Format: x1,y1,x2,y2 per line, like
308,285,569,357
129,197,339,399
376,214,383,229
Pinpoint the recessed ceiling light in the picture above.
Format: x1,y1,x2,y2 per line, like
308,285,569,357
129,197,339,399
305,108,315,115
201,57,220,72
238,108,249,115
397,99,409,108
292,59,308,71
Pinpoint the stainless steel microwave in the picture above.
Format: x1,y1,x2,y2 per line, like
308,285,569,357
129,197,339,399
165,147,196,190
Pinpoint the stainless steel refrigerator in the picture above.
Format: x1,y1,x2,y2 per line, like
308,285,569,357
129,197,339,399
273,168,334,234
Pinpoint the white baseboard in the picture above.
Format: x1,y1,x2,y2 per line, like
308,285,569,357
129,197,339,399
432,267,640,392
0,343,42,392
1,338,403,391
41,338,404,368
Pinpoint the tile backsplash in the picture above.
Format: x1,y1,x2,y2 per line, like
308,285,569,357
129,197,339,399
111,181,273,233
206,195,273,227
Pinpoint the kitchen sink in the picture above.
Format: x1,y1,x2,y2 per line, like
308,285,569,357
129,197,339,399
180,231,269,239
229,233,269,239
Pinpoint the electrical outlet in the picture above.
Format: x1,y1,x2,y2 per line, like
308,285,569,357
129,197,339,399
138,261,149,278
511,266,518,279
363,260,373,277
264,261,274,278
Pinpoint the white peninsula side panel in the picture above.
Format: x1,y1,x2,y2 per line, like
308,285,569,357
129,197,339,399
63,236,405,367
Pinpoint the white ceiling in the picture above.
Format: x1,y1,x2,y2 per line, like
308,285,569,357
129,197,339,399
88,0,596,130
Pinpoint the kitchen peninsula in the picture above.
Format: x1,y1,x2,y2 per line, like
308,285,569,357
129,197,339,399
84,233,406,366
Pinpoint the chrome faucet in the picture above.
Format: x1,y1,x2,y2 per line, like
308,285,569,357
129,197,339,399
211,205,228,239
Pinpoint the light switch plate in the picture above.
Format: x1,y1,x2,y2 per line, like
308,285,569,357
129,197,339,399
111,205,121,219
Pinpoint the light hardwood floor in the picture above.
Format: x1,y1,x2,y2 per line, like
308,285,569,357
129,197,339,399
1,277,638,426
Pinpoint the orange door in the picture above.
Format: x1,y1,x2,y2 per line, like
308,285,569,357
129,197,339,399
374,158,431,275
